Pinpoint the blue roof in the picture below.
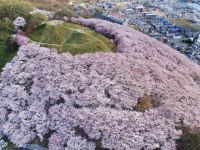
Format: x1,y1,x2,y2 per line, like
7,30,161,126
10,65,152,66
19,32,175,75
98,13,124,24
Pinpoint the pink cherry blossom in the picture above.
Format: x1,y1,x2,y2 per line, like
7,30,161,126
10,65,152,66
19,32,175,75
0,18,200,150
15,34,29,46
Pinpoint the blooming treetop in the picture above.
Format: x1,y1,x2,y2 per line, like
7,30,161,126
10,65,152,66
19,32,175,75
0,18,200,150
13,16,26,32
15,34,29,46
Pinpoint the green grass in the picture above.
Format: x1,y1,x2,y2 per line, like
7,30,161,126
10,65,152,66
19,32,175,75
29,22,116,55
176,129,200,150
0,31,17,71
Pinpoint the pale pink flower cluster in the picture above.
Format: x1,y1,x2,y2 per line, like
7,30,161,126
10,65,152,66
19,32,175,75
0,18,200,150
13,17,26,32
15,34,29,46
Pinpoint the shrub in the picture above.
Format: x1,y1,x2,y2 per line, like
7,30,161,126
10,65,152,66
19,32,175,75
4,36,19,52
79,9,95,19
0,18,13,32
54,8,76,20
26,13,48,34
0,0,32,20
134,94,153,112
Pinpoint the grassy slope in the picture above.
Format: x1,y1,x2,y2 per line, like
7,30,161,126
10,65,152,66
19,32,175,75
29,22,116,55
0,31,17,71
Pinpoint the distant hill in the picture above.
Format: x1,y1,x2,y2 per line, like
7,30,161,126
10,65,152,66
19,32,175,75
24,0,89,10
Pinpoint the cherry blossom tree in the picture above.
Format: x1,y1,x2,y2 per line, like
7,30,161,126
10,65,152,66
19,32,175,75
0,18,200,150
13,16,26,32
14,34,29,46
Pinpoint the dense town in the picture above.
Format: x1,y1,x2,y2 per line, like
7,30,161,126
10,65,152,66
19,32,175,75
71,0,200,64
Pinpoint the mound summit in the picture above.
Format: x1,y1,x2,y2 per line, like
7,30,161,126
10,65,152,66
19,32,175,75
29,21,115,54
0,18,200,150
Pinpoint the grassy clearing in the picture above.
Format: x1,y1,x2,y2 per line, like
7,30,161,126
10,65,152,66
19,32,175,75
29,22,116,55
0,31,17,71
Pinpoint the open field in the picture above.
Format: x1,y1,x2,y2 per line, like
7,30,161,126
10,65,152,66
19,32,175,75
29,22,116,55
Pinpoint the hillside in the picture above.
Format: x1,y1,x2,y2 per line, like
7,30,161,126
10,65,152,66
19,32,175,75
29,21,116,55
0,18,200,150
0,31,17,71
